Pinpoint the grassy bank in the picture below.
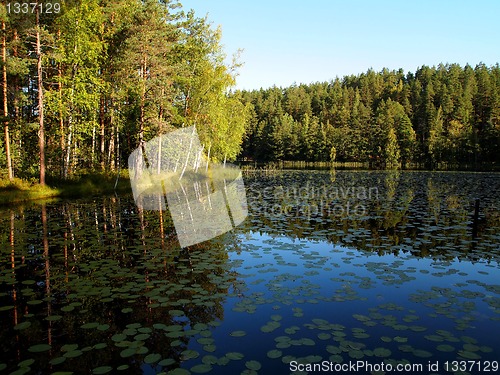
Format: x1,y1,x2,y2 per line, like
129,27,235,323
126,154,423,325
0,172,132,206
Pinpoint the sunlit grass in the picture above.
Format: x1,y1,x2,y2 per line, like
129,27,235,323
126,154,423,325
0,177,60,205
0,171,132,206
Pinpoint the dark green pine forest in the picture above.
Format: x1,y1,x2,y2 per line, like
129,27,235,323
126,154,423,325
1,0,500,188
239,64,500,168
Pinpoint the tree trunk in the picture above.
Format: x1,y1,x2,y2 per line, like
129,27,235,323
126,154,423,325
206,143,211,172
139,57,146,147
108,107,115,171
12,29,19,121
72,139,77,173
36,9,45,185
100,95,105,170
92,125,96,167
57,30,64,177
2,20,13,180
64,124,72,178
179,126,195,180
116,130,120,170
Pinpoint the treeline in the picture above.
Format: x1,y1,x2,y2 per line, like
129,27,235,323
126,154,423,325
0,0,250,183
238,63,500,167
2,1,499,185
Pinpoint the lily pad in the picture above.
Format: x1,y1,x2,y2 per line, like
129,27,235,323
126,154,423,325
61,305,75,312
229,330,246,337
112,334,127,342
226,352,244,360
28,344,51,353
144,353,161,364
348,350,364,359
81,322,99,329
169,310,184,317
300,338,315,346
97,324,110,331
92,366,112,374
458,350,481,359
157,358,175,367
329,354,343,363
190,364,212,373
134,333,150,341
182,349,199,360
64,350,83,358
120,348,136,358
168,369,190,375
373,347,391,357
202,355,218,365
203,345,216,353
49,357,66,365
436,344,455,352
245,360,261,371
61,344,79,352
14,321,31,331
412,349,432,358
18,359,35,368
267,350,282,359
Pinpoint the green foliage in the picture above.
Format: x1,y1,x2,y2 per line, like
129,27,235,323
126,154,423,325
2,0,499,176
239,64,500,168
173,13,248,162
385,127,400,167
2,0,248,178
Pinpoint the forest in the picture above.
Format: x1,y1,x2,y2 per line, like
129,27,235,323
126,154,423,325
239,64,500,168
1,0,500,188
0,0,250,184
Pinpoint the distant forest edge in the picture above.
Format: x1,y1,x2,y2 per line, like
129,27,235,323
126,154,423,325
239,63,500,169
1,1,499,186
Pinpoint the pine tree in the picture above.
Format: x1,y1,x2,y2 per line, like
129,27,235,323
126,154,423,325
1,5,13,179
385,126,400,167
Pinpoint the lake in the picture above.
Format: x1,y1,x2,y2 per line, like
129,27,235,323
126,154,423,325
0,170,499,375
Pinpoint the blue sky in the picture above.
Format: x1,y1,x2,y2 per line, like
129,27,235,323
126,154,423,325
181,0,500,90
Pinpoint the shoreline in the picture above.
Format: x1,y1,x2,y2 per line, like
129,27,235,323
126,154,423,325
0,173,132,206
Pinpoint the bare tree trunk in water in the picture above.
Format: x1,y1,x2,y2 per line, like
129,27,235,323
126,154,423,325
41,204,52,345
10,211,18,326
63,206,68,283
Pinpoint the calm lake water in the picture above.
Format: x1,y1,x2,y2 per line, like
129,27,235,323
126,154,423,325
0,170,499,375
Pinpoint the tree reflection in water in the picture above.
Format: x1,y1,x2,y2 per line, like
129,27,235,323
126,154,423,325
0,171,498,373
